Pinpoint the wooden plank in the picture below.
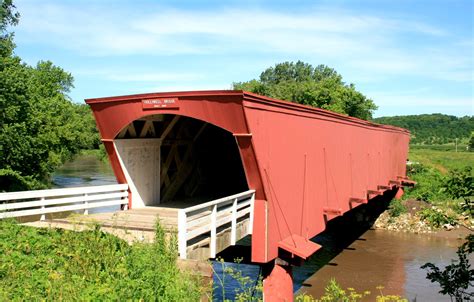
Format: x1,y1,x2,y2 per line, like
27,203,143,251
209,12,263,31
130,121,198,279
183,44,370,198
367,190,383,196
128,123,137,137
349,197,368,204
160,144,178,187
186,224,211,241
117,127,128,138
160,116,180,140
235,207,251,219
183,191,255,214
249,193,255,235
187,213,212,229
183,192,253,214
161,144,195,202
210,205,217,258
187,209,212,221
162,174,171,188
174,149,182,167
184,169,200,197
389,180,402,186
401,179,417,186
0,191,127,211
187,208,232,229
0,184,128,201
178,210,188,259
139,120,155,137
0,199,128,219
193,123,207,142
236,200,251,210
231,198,237,245
323,207,343,216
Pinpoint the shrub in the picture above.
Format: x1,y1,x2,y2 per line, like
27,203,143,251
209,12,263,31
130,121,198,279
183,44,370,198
0,219,202,301
406,162,426,176
388,200,407,218
296,279,370,302
419,207,457,228
421,234,474,301
441,167,473,217
295,280,407,302
403,167,447,203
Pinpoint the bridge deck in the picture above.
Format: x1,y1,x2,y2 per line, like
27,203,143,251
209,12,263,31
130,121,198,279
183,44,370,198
2,185,255,261
23,202,251,261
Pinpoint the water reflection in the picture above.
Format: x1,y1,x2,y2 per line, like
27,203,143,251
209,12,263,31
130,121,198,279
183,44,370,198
52,154,117,188
52,154,118,214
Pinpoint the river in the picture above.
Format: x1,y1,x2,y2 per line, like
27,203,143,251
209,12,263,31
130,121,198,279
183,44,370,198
52,153,117,188
53,155,470,301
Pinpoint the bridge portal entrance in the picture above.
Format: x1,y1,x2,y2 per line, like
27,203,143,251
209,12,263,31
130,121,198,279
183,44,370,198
113,114,248,209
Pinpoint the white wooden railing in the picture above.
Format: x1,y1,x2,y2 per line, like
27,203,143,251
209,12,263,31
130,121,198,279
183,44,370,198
177,190,255,259
0,184,129,220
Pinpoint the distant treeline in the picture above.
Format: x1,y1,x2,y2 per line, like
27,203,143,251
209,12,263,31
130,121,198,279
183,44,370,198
373,114,473,145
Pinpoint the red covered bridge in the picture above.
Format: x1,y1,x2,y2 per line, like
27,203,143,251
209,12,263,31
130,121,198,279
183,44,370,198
85,90,411,300
0,90,413,301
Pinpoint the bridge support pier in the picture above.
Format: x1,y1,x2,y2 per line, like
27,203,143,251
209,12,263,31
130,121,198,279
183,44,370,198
395,187,404,199
263,260,294,302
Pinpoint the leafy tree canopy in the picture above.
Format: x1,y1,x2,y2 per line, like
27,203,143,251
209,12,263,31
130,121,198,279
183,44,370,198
373,114,474,145
0,1,99,191
233,61,378,120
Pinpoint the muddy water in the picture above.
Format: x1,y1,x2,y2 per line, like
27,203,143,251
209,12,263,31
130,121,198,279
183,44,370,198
296,229,469,301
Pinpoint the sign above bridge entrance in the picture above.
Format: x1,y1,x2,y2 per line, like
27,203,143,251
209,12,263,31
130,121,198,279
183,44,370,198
142,98,179,109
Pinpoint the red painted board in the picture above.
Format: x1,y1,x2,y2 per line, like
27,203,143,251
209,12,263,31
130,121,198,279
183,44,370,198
278,234,322,259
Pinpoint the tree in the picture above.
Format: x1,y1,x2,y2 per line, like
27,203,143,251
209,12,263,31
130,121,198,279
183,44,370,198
469,132,474,151
0,0,19,58
233,61,377,120
0,1,99,191
373,114,474,145
422,234,474,302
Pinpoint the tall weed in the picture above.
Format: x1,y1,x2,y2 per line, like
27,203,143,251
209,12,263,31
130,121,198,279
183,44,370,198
0,219,202,301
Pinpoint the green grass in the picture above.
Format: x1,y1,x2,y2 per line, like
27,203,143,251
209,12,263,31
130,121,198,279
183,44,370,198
408,148,474,173
0,220,203,301
401,147,473,225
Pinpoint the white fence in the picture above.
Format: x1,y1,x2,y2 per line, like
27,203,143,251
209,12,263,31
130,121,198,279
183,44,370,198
177,190,255,259
0,184,129,220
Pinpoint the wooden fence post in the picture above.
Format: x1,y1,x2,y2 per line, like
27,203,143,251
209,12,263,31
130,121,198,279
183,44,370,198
231,198,238,245
210,204,217,258
178,210,187,259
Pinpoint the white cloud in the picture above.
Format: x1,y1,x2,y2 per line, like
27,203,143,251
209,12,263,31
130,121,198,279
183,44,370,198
16,2,452,56
74,69,203,82
14,0,473,86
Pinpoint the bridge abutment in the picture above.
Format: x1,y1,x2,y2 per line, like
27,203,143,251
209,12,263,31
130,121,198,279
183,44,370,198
263,260,294,301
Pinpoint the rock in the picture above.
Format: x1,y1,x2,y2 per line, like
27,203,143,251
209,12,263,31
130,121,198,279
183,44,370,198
443,224,455,231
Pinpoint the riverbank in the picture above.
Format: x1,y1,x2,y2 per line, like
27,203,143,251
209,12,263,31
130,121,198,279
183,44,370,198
373,198,473,234
372,148,473,234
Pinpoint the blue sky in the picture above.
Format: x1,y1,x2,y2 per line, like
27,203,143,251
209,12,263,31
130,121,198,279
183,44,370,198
12,0,473,117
